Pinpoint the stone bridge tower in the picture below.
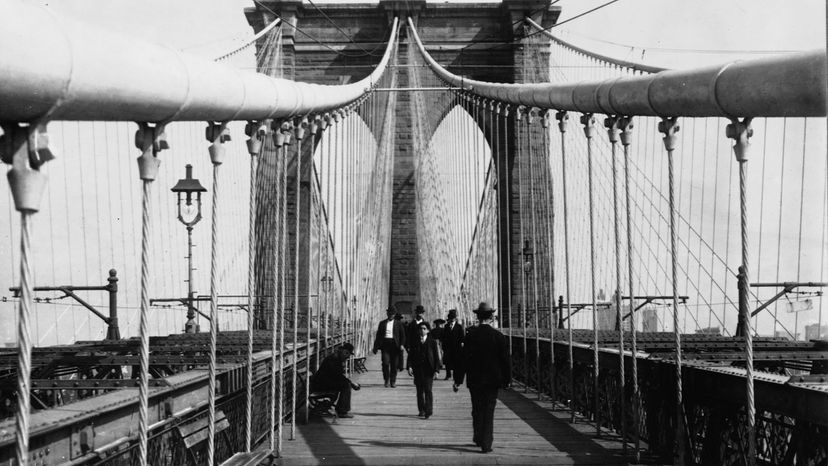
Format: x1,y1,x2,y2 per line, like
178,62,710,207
246,0,559,323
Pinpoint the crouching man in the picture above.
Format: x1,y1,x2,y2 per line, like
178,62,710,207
310,342,361,418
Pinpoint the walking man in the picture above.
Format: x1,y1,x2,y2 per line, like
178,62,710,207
373,307,405,387
406,305,430,353
407,322,441,418
441,309,464,380
453,303,511,453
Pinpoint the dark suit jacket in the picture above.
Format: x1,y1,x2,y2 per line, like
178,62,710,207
373,318,405,352
405,318,430,349
311,354,349,390
441,321,464,354
406,336,442,382
453,324,511,389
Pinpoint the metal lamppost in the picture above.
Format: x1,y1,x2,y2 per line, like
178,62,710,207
171,164,207,333
523,239,534,325
522,239,534,393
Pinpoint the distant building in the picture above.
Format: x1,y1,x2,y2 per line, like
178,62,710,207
696,326,721,335
805,324,827,341
642,308,659,332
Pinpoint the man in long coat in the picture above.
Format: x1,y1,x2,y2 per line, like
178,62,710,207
441,309,464,380
452,303,511,453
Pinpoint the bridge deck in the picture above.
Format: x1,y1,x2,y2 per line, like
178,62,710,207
275,355,633,465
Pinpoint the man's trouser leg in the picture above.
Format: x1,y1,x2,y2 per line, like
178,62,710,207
470,388,481,444
336,382,352,414
422,376,433,415
415,381,425,414
383,340,399,384
380,349,391,382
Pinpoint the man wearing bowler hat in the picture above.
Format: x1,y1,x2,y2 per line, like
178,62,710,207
310,342,361,418
373,307,406,387
452,302,510,453
441,309,464,380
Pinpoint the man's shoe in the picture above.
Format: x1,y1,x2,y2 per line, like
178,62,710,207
480,447,492,454
418,411,425,417
337,412,354,419
390,383,396,388
424,414,431,419
384,381,389,388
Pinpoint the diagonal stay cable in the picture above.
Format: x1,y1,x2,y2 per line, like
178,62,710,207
252,0,384,58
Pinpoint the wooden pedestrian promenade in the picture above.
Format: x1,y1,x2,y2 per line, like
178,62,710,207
274,356,634,465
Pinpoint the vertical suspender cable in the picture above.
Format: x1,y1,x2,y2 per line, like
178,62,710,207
206,121,228,466
727,118,755,465
292,119,304,440
581,113,601,437
134,122,163,466
271,121,285,454
555,111,575,424
606,116,627,453
245,122,263,453
16,212,34,466
540,111,556,403
491,101,503,327
502,102,514,359
277,121,291,457
6,123,51,466
516,106,528,385
526,111,540,397
620,116,640,462
659,117,685,464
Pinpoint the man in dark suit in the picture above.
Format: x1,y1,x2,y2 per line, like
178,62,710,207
453,303,511,453
405,305,430,353
372,307,406,387
407,322,442,418
310,342,361,418
441,309,464,380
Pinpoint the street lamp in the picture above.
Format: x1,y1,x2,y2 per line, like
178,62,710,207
171,164,207,333
523,239,533,326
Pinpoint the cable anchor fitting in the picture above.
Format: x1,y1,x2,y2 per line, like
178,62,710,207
206,121,230,165
281,121,294,146
604,115,621,144
0,123,53,212
555,111,569,133
726,117,753,163
618,116,634,147
134,122,167,181
657,117,680,151
245,121,267,156
539,110,550,129
580,113,595,139
294,117,309,141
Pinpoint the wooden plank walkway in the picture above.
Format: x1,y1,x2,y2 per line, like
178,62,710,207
273,355,637,465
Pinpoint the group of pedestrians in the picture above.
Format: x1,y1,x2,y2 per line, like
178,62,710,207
310,302,511,454
374,302,511,453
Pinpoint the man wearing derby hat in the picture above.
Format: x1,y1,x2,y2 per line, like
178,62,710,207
310,342,361,418
405,305,430,354
373,307,406,387
441,309,464,380
452,302,510,453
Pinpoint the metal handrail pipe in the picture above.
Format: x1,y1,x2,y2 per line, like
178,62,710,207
0,1,398,122
524,17,666,74
408,17,826,118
